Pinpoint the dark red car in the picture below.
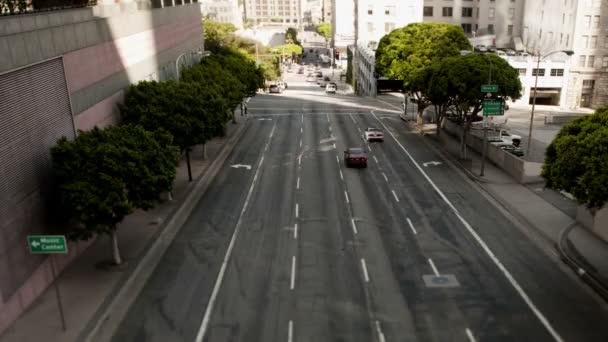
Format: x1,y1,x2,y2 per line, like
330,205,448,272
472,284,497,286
344,147,367,168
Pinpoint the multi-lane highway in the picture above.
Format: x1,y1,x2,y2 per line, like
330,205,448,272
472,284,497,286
112,66,608,342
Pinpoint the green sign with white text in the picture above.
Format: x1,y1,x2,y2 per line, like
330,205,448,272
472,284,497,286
27,235,68,254
481,84,498,93
483,99,504,116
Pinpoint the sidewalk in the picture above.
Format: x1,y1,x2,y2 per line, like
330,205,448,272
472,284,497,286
423,125,608,298
0,113,248,342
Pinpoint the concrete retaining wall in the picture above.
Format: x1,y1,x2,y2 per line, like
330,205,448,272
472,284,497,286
577,206,608,243
443,120,543,184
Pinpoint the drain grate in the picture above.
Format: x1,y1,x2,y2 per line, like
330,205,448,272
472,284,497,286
422,274,460,288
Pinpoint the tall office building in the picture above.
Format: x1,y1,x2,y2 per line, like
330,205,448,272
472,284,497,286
522,0,608,108
201,0,243,28
244,0,303,26
322,0,332,22
422,0,525,48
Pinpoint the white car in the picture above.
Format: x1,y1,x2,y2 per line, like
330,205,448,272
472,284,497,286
364,127,384,142
325,83,337,94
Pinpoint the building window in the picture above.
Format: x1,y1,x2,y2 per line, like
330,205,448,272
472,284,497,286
518,68,527,76
566,34,569,45
602,56,608,69
550,69,564,76
442,7,453,17
488,24,495,34
368,5,373,15
579,55,586,67
508,8,515,19
462,7,473,17
385,22,395,33
585,15,591,28
385,6,395,15
591,36,598,48
461,23,472,33
532,68,545,76
423,6,434,16
489,8,495,19
583,35,589,48
582,79,595,89
562,13,565,24
593,15,600,28
367,22,374,33
560,33,564,44
588,55,595,67
508,25,514,35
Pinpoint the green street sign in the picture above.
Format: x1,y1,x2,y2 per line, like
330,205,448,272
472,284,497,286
27,235,68,254
481,84,498,93
483,99,504,116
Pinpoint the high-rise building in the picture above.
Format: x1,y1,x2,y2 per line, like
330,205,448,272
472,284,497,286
422,0,525,48
522,0,608,109
322,0,332,22
201,0,243,28
244,0,303,26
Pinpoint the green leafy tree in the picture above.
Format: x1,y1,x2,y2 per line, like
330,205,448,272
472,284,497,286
273,44,303,56
375,22,471,124
120,81,224,180
285,27,300,45
203,19,238,53
51,125,179,265
428,53,521,157
543,108,608,210
316,22,332,47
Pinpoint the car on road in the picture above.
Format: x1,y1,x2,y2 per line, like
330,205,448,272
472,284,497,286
297,68,304,74
306,76,315,82
269,84,283,94
319,76,331,87
344,148,367,168
364,127,384,142
325,83,337,94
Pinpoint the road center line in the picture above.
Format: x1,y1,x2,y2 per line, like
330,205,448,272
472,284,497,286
296,177,300,189
288,320,294,342
336,155,340,164
375,321,387,342
329,125,332,132
465,328,476,342
382,172,388,182
391,190,400,202
373,156,379,164
300,127,303,134
367,144,372,152
344,191,350,204
299,139,302,148
290,256,296,290
371,111,564,342
195,122,273,342
361,258,370,282
428,258,440,276
298,155,302,167
301,113,303,123
406,217,417,234
351,218,358,234
294,223,298,239
295,203,299,218
339,169,344,180
349,113,357,124
326,113,330,122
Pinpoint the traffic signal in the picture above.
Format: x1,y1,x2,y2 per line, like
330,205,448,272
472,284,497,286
335,51,340,60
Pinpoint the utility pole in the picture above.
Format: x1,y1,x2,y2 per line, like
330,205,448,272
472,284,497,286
480,55,493,177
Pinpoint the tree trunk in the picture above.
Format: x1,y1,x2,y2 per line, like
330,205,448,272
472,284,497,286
460,122,466,159
202,143,207,160
111,229,122,265
186,149,193,181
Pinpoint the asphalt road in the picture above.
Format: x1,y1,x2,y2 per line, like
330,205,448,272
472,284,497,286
112,69,608,342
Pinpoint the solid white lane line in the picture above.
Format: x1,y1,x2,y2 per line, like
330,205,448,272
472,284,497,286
375,321,387,342
269,123,276,139
350,113,357,124
367,144,372,152
295,203,299,218
288,320,294,342
290,256,296,290
329,125,332,132
391,190,400,202
382,172,388,182
361,258,370,283
195,150,269,342
344,191,350,204
299,139,302,148
326,113,330,122
465,328,476,342
339,169,344,180
428,258,440,276
351,218,358,234
300,127,303,134
296,177,300,189
373,156,379,164
333,143,336,149
406,217,417,235
298,155,302,166
371,111,564,342
294,223,298,239
301,113,304,123
336,155,340,164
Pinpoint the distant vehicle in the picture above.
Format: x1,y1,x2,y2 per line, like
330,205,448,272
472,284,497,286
488,129,522,147
325,83,337,93
344,147,367,168
319,76,331,87
315,71,323,77
364,127,384,142
277,81,288,90
496,50,507,57
306,76,315,82
505,49,517,56
269,84,283,94
474,45,488,53
519,51,530,57
297,68,304,74
487,46,497,53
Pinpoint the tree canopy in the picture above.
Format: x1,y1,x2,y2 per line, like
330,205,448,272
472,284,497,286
285,27,300,45
51,125,179,264
203,19,238,53
272,43,303,56
543,108,608,210
316,22,332,40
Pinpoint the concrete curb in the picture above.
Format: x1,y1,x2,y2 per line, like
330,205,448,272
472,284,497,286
78,120,249,342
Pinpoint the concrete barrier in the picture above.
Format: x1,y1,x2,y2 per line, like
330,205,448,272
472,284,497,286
577,206,608,243
544,112,586,124
443,120,543,183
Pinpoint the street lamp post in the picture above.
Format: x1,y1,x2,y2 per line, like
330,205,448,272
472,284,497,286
527,50,574,154
175,49,211,82
480,54,493,177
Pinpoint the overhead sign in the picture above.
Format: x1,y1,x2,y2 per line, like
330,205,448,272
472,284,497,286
27,235,68,254
483,99,504,116
481,84,498,93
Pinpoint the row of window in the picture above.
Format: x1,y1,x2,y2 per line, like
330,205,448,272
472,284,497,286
366,5,395,16
423,6,515,19
367,22,396,34
578,55,608,68
459,23,513,35
517,68,564,77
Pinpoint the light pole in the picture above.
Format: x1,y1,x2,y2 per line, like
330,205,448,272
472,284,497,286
527,50,574,154
480,53,493,177
175,49,211,82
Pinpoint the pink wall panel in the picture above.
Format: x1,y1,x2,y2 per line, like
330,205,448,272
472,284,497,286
74,90,123,131
64,17,202,93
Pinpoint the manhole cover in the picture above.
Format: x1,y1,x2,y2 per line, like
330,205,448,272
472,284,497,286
422,274,460,288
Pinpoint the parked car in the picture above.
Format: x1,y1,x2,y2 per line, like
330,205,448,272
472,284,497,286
496,50,507,57
319,76,331,87
325,83,337,93
364,127,384,142
298,68,304,74
474,45,488,53
487,46,497,53
344,147,367,168
505,49,517,56
306,76,315,82
269,84,283,94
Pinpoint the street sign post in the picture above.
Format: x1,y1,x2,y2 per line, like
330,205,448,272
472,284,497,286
27,235,67,331
481,84,498,93
27,235,68,254
483,99,504,116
